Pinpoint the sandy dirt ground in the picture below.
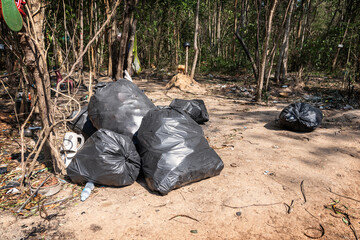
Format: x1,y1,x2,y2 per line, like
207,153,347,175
1,77,360,240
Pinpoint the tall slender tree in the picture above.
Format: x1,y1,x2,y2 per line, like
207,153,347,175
21,0,63,172
190,0,200,79
255,0,278,102
275,0,295,83
115,0,133,79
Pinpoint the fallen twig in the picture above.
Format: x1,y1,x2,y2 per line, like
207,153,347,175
39,199,49,220
342,214,358,240
149,203,167,208
265,222,284,229
349,224,358,240
324,200,359,240
300,180,307,204
29,196,77,210
169,214,199,222
16,175,51,214
0,71,19,79
212,144,234,150
19,98,39,189
284,200,294,214
221,202,283,209
305,209,319,221
37,199,64,221
326,187,360,203
329,212,342,218
243,140,259,145
324,201,359,219
179,192,186,201
303,224,325,239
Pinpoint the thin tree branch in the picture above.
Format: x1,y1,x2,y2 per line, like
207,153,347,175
235,25,258,79
56,0,122,87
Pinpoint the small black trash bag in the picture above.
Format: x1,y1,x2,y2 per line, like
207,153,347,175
169,99,209,124
137,108,224,195
67,129,141,187
88,80,156,138
67,105,97,139
279,102,323,132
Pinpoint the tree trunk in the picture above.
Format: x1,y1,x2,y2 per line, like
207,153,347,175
332,18,351,71
275,0,295,83
175,24,179,66
90,0,97,80
70,28,78,63
212,3,216,49
280,0,294,83
109,19,117,78
232,0,238,61
295,0,310,81
190,0,200,79
126,18,137,75
235,25,258,80
255,0,260,70
356,33,360,82
295,0,305,47
115,0,132,79
62,0,69,72
185,47,189,74
98,33,105,73
88,0,94,94
300,0,311,50
255,0,278,102
79,0,84,74
95,0,99,69
240,0,248,27
154,20,163,67
106,0,114,77
126,0,139,75
216,0,222,57
265,44,277,92
208,0,212,47
21,0,63,173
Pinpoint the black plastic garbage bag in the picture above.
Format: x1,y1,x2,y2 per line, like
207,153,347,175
169,99,209,124
279,102,323,132
137,107,224,195
67,105,97,139
88,79,156,138
67,129,141,187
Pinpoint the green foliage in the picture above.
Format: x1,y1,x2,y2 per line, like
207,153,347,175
32,0,360,78
201,57,239,74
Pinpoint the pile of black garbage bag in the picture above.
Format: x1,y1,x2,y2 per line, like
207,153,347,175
66,79,223,195
279,102,323,132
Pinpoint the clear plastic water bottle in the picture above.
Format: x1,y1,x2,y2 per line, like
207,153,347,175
80,182,94,201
